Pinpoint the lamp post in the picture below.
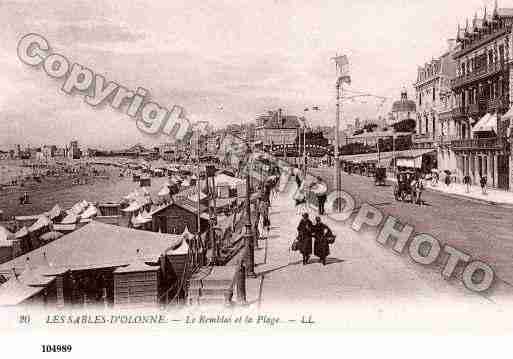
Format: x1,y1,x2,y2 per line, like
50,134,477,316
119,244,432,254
244,134,256,278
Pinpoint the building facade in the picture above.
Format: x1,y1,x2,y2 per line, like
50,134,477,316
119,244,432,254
450,6,512,189
255,109,301,147
388,90,416,127
415,40,458,174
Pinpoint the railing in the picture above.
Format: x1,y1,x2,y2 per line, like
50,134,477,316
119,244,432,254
452,107,466,118
413,133,436,143
451,137,508,150
453,28,508,59
451,61,508,89
438,135,460,145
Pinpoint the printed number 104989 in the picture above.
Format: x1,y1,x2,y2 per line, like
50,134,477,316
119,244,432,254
41,345,72,353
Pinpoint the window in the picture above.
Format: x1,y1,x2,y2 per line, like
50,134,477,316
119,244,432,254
419,92,422,106
433,87,436,102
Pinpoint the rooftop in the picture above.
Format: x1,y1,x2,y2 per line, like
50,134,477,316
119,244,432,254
0,221,185,274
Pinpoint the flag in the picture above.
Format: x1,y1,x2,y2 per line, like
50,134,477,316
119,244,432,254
334,55,351,85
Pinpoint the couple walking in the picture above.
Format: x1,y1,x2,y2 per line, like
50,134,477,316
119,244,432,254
296,213,334,265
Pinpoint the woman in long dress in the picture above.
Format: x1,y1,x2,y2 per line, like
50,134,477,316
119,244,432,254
312,216,332,265
297,213,313,265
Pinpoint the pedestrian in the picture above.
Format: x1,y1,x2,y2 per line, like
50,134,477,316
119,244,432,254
445,173,451,187
295,171,302,189
297,212,313,265
259,198,271,234
312,216,333,265
480,175,487,195
463,175,471,193
312,177,327,215
294,186,308,215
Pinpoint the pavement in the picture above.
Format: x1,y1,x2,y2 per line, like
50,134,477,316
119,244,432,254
242,181,513,315
385,173,513,206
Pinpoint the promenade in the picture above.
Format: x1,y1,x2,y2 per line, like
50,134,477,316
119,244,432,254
246,183,501,307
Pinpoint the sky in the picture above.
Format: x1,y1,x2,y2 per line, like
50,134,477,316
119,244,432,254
0,0,501,149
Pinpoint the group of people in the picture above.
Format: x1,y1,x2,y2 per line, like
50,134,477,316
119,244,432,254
296,212,334,266
463,174,488,194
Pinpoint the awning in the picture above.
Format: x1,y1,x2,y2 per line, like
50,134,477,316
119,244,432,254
52,224,76,232
502,107,513,120
395,148,435,168
397,158,422,168
80,205,98,219
60,213,78,225
28,215,51,233
15,226,29,239
472,113,497,133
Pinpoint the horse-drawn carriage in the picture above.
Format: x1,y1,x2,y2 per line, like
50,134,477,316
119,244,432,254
393,170,423,204
374,167,387,186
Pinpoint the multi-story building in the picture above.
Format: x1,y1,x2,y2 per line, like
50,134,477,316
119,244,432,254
415,40,458,172
255,109,301,148
437,44,461,178
450,5,512,189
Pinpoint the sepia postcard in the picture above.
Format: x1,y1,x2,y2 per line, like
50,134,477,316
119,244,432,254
1,0,513,357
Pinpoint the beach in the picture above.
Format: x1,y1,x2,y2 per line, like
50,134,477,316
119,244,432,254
0,159,171,219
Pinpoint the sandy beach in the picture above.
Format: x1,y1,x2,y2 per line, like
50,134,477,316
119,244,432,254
0,161,171,219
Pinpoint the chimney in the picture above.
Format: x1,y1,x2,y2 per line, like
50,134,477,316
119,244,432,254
447,38,456,53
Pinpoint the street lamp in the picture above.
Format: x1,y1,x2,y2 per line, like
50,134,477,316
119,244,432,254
244,134,256,278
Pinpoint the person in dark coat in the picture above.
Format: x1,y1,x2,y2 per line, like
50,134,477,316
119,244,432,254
312,216,332,265
297,212,313,265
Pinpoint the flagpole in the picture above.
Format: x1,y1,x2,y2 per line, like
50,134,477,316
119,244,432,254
335,79,342,211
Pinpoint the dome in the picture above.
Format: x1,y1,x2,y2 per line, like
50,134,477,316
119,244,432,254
391,90,416,113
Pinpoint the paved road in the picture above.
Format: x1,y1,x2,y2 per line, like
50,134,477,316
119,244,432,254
310,168,513,288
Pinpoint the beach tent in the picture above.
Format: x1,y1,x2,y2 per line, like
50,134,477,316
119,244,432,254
80,205,98,219
68,201,86,215
158,186,170,197
15,227,29,239
46,204,62,220
39,231,63,242
187,190,208,202
28,215,51,233
215,173,244,188
0,227,14,242
60,213,78,225
122,200,145,213
123,190,139,201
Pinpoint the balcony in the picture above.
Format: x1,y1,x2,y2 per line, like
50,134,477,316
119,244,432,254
451,137,508,151
413,133,436,144
438,135,460,145
452,107,466,118
487,97,507,113
451,61,508,89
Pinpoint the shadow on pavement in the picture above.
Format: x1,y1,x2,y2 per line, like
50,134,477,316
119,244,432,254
307,257,345,266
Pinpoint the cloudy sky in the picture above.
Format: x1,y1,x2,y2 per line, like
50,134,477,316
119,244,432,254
0,0,498,149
